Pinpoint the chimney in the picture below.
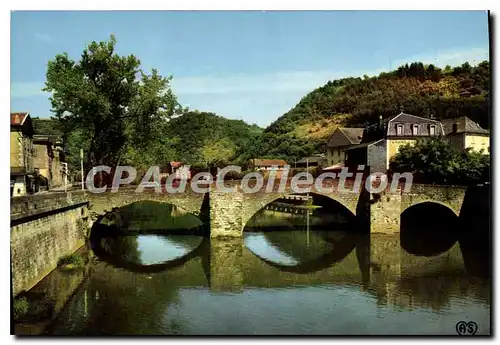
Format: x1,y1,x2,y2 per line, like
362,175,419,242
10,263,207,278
399,105,404,113
379,115,383,128
452,123,458,133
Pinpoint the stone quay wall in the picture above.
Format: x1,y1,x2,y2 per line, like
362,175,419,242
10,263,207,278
11,191,90,296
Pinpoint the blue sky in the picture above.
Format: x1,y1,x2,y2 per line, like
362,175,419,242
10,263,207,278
11,11,489,127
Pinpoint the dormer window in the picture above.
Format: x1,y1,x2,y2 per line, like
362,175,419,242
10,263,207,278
396,123,403,135
429,125,436,136
412,124,419,136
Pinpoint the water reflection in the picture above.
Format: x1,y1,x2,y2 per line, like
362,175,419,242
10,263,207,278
91,234,205,274
400,202,459,256
96,234,203,266
244,233,299,266
138,235,203,265
244,231,346,266
90,202,206,273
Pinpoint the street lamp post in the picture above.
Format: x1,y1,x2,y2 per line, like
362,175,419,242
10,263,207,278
80,149,84,190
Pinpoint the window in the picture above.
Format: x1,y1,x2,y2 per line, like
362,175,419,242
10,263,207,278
412,124,419,136
396,124,403,135
429,125,436,136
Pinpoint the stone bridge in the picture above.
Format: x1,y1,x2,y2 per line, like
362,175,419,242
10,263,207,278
86,180,469,236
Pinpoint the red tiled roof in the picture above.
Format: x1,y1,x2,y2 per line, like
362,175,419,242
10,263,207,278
170,161,183,168
11,112,29,126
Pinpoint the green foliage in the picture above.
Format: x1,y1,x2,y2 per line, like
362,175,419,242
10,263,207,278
32,117,63,136
260,61,490,161
43,35,182,178
389,138,490,185
163,111,263,167
58,253,86,268
13,296,29,320
199,137,237,167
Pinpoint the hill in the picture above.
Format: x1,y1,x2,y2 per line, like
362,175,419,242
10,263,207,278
31,117,63,136
260,61,490,160
164,111,263,167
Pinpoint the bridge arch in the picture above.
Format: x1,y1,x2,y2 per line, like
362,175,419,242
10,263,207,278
90,229,208,274
400,199,461,217
400,184,467,217
87,189,208,225
240,191,358,231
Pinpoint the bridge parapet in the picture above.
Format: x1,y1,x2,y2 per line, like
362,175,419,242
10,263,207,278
11,190,88,224
401,184,467,216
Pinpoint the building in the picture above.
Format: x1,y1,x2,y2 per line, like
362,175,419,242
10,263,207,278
169,161,191,180
33,135,54,188
32,117,67,187
441,116,490,154
345,112,444,173
296,154,327,169
33,134,66,189
325,128,364,167
10,113,35,196
52,137,66,187
250,159,288,171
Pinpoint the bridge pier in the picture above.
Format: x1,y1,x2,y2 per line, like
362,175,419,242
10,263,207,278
209,190,244,238
370,191,402,234
209,237,244,293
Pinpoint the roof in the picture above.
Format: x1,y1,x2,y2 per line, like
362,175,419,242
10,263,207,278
365,112,445,139
322,162,345,171
339,128,364,144
381,112,441,125
344,139,384,151
252,159,288,166
33,134,62,143
326,127,364,148
441,117,489,135
170,161,184,168
11,112,30,126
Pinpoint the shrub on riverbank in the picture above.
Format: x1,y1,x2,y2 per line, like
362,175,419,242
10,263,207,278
13,297,29,320
57,253,86,270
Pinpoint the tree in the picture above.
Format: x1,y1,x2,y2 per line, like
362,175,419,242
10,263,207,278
43,35,181,184
389,138,490,185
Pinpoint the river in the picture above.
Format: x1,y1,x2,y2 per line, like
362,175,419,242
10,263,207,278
14,199,491,335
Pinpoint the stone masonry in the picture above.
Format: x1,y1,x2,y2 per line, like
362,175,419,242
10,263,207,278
11,191,89,296
85,182,468,238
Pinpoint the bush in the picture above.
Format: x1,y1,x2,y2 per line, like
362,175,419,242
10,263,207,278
57,253,86,269
389,137,490,185
13,297,29,320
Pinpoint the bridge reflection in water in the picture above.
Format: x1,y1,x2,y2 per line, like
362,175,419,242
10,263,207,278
28,197,490,335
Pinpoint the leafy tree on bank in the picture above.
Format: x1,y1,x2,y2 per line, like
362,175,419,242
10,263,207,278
43,35,182,184
389,138,490,185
